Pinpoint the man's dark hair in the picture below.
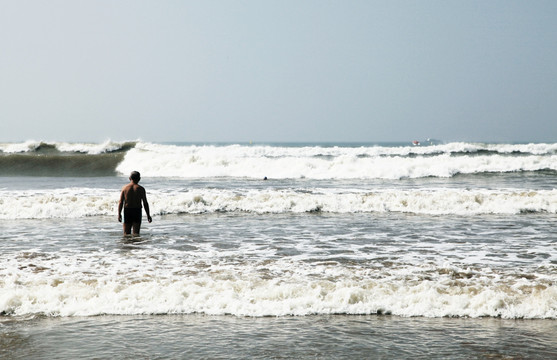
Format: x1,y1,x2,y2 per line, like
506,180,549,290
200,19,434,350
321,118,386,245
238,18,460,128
130,171,141,182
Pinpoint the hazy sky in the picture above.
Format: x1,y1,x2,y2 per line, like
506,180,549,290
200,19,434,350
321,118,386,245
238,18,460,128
1,0,556,143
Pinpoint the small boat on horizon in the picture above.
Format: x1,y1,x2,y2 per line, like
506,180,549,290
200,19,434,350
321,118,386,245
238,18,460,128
411,138,443,146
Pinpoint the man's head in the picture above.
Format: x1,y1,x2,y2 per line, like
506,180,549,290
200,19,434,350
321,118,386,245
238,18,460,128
130,171,141,183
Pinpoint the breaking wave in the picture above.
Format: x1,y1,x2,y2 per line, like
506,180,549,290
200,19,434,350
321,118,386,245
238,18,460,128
0,140,136,176
1,250,555,319
0,140,136,155
1,140,557,178
115,142,557,180
1,187,556,219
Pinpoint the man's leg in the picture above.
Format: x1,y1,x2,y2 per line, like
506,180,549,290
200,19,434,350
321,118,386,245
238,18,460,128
132,222,141,235
123,222,132,235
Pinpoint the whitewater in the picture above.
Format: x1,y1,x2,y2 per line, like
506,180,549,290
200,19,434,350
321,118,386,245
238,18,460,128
1,140,557,359
2,140,557,179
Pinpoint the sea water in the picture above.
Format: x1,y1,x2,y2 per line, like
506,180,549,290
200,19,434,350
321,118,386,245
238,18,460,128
1,141,556,359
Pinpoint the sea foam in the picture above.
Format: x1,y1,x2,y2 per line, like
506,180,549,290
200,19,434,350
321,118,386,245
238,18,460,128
115,143,557,180
1,251,555,319
1,188,556,219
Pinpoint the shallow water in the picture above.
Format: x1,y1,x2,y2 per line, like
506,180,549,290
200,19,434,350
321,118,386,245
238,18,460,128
2,314,557,359
1,212,556,319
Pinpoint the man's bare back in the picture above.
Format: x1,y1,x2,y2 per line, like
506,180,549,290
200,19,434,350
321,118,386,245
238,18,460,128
121,182,146,208
118,171,152,235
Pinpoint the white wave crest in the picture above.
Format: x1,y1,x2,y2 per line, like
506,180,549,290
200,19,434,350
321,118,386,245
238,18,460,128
115,143,557,179
2,188,556,219
0,140,44,153
1,253,555,319
55,139,132,154
0,189,117,219
0,139,135,154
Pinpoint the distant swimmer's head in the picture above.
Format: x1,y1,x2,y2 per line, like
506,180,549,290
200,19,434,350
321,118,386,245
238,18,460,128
130,171,141,183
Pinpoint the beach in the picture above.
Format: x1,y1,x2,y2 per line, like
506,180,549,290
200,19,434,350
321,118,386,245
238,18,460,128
1,141,556,358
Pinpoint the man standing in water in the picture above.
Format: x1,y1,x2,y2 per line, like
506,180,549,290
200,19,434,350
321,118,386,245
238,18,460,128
118,171,152,235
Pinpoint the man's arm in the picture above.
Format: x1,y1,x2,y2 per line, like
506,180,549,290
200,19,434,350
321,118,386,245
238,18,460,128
142,189,152,223
118,190,125,222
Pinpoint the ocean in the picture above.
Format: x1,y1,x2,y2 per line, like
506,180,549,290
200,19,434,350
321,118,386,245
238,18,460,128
1,140,556,359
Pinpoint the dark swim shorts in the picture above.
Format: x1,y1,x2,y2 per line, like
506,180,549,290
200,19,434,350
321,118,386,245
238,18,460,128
123,208,142,224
